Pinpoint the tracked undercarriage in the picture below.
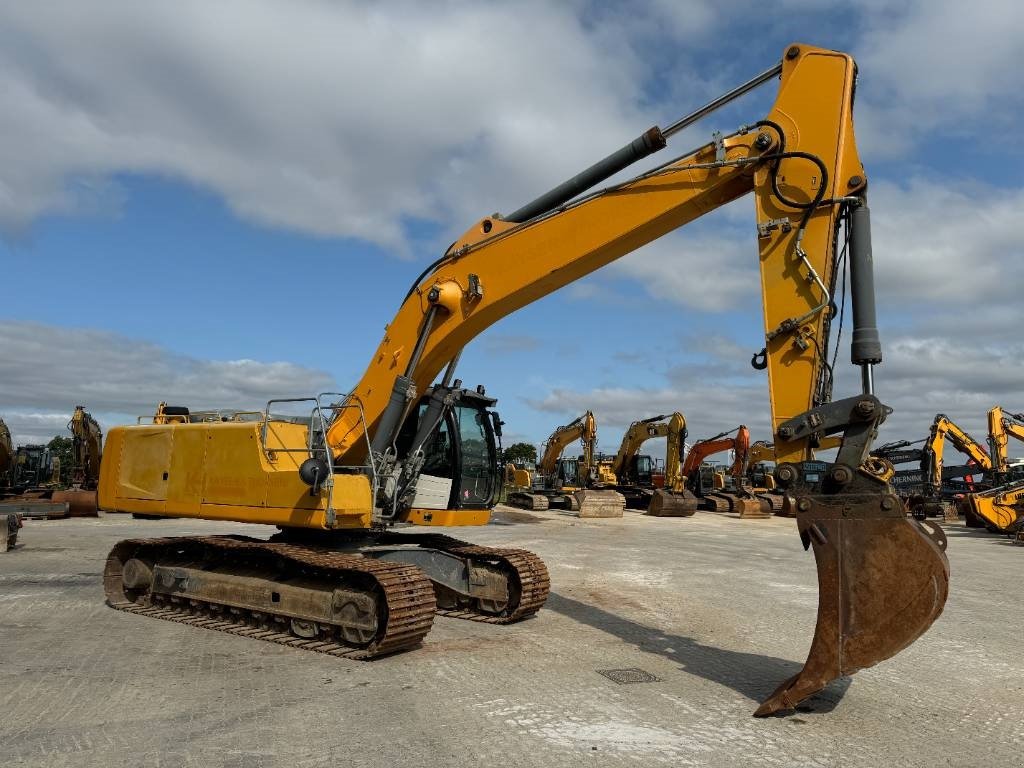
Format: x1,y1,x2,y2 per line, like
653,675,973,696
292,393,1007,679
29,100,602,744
104,531,550,657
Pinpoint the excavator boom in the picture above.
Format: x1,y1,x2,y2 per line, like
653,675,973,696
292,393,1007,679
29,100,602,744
98,43,949,715
52,405,103,516
965,407,1024,535
607,412,697,516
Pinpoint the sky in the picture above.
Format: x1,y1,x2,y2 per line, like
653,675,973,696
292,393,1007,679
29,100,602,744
1,0,1022,460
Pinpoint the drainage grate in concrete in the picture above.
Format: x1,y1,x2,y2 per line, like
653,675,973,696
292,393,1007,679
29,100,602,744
597,668,661,684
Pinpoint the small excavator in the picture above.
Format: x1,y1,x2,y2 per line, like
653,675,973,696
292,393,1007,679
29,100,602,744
964,406,1024,538
604,412,698,515
507,412,625,516
97,44,949,716
0,417,11,489
915,414,993,520
0,417,19,552
0,406,104,519
680,426,772,518
874,436,979,517
51,406,103,517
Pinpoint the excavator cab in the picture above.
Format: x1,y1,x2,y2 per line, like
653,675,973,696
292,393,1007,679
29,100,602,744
394,386,501,513
554,457,581,489
623,455,656,486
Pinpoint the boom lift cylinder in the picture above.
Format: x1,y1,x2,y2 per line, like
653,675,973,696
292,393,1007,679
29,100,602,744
848,204,881,392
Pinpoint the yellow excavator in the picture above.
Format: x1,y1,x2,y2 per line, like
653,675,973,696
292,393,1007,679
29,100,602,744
748,440,778,492
915,414,993,520
51,405,103,517
507,412,624,516
604,412,699,516
97,44,948,716
0,417,18,552
964,407,1024,538
0,417,11,488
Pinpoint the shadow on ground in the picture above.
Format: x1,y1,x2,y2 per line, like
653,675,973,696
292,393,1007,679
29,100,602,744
546,591,850,716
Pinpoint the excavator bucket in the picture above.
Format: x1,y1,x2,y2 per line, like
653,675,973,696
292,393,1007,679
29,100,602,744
51,489,99,517
573,489,626,518
646,488,699,517
733,495,772,519
755,505,949,716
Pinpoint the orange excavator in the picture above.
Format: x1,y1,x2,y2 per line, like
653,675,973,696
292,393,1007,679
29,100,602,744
680,426,770,518
97,44,948,715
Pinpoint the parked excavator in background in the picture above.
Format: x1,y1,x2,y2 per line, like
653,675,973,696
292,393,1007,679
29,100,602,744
1,407,104,518
0,417,11,488
604,412,697,515
507,412,624,516
915,414,994,521
679,426,772,518
0,443,68,519
964,406,1024,539
874,436,979,519
96,44,949,715
51,406,103,516
0,417,18,551
747,440,778,491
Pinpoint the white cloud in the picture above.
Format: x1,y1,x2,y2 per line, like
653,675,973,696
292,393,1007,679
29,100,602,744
0,1,656,248
870,178,1024,304
611,224,759,312
0,321,336,445
853,0,1024,155
1,411,71,447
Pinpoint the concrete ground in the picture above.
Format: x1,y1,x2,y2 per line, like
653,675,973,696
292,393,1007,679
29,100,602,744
1,507,1021,768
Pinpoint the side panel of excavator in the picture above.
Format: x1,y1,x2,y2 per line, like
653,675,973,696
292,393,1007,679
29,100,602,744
99,422,374,529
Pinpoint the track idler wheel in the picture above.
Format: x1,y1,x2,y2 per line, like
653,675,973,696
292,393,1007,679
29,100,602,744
754,491,949,716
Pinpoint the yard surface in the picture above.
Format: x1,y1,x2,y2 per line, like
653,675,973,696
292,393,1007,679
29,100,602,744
1,507,1020,767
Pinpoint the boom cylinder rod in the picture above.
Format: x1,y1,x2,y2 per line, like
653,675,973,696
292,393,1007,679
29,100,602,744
505,61,782,224
661,62,783,139
506,127,667,223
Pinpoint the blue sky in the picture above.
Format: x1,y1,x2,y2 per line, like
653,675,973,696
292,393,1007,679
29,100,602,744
1,1,1022,458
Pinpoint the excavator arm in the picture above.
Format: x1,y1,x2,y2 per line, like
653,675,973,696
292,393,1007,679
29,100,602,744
536,411,598,486
608,412,695,517
610,415,670,479
100,43,949,716
316,43,947,714
921,414,992,499
327,44,868,473
0,417,11,486
50,406,103,516
965,406,1024,535
987,406,1024,478
538,414,589,477
68,406,103,488
681,428,749,485
610,412,686,484
663,412,688,491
